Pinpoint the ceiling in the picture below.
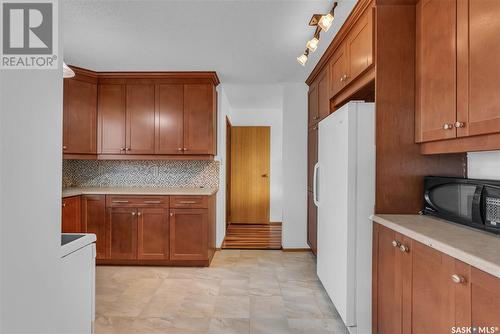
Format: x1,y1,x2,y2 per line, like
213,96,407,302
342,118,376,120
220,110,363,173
62,0,356,84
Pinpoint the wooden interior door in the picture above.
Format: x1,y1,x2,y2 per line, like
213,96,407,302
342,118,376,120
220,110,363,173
126,84,156,154
230,126,270,224
63,78,97,154
156,84,184,154
137,208,169,260
82,195,106,260
62,196,81,233
98,84,126,154
183,84,215,154
106,207,137,260
226,117,232,224
169,209,208,260
416,0,457,142
466,0,500,137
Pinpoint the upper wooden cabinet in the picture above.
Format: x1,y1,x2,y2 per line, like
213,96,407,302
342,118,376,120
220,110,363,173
63,69,97,155
65,68,219,159
308,82,319,125
329,46,348,98
346,8,373,85
417,0,500,152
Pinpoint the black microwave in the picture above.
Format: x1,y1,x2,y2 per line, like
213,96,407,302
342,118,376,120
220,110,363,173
423,176,500,235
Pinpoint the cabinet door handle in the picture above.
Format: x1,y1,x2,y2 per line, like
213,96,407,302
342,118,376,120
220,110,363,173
178,201,197,204
170,212,174,217
120,147,126,151
62,146,67,150
443,123,454,130
454,121,465,128
399,244,409,253
451,274,465,284
183,148,188,151
392,240,400,248
177,148,183,151
143,200,161,204
137,212,142,216
62,203,66,208
112,200,129,203
131,212,136,216
125,147,130,151
314,116,319,120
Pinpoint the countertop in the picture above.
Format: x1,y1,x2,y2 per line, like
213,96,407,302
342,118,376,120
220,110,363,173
372,214,500,278
61,233,96,258
62,186,218,198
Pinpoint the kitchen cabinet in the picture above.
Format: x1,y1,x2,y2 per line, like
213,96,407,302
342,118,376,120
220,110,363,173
82,195,106,260
183,84,216,155
307,191,317,255
415,0,457,142
62,196,82,233
346,8,373,86
308,83,319,125
317,69,330,120
137,208,169,260
98,84,126,154
156,84,184,154
307,125,318,192
106,207,138,260
63,70,97,155
329,47,347,99
373,222,500,333
470,267,500,329
418,0,500,152
170,208,208,261
126,84,156,154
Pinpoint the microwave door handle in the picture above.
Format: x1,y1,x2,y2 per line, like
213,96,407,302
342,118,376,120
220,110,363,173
472,185,484,224
313,162,320,207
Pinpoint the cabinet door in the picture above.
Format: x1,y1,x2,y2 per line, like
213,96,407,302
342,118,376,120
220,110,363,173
373,224,412,334
416,0,457,142
106,207,137,260
317,69,330,120
183,84,215,155
170,209,208,261
307,125,318,192
62,196,81,233
156,84,184,154
82,195,106,260
308,83,319,125
412,241,471,333
126,84,156,154
137,208,169,260
63,78,97,154
307,191,317,255
471,267,500,329
98,84,126,154
329,46,347,97
465,0,500,137
346,9,373,85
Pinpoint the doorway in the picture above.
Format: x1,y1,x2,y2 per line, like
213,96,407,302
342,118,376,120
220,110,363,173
223,126,281,249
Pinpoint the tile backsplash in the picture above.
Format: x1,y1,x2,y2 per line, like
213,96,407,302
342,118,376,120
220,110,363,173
63,160,219,188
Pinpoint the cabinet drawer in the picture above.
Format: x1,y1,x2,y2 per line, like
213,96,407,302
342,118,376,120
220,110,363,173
170,196,208,209
106,195,169,208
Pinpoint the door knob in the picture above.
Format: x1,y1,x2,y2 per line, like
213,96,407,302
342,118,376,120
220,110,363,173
451,274,465,284
137,212,142,216
131,212,136,216
399,244,409,253
443,123,454,130
454,121,465,128
392,240,400,248
261,174,268,178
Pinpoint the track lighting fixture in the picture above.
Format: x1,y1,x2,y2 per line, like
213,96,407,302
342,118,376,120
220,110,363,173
297,2,338,66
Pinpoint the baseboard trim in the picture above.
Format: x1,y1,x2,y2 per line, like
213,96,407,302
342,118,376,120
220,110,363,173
281,248,311,252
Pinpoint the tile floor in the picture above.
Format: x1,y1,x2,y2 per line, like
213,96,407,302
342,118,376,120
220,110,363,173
94,250,349,334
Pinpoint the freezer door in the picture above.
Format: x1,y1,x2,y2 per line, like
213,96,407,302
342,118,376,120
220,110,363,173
316,103,357,327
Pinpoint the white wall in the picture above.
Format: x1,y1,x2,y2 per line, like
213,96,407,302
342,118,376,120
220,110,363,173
230,107,284,222
468,151,500,179
0,24,63,334
215,86,232,247
281,83,309,248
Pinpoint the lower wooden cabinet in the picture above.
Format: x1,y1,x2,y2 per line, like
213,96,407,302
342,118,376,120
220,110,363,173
62,196,81,233
170,209,208,261
307,191,317,255
71,194,215,266
107,207,138,260
137,208,169,260
373,223,500,333
82,195,106,260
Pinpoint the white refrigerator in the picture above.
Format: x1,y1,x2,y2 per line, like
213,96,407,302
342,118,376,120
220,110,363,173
313,101,375,334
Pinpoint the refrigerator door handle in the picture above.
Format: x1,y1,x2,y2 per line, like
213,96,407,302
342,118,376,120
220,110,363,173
313,162,320,207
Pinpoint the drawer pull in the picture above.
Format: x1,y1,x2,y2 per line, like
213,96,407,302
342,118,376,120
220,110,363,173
399,244,409,253
112,200,129,203
392,240,400,248
178,201,197,204
451,274,465,284
143,200,161,204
